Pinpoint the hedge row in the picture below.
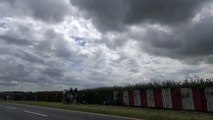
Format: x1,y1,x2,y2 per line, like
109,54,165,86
0,79,213,104
0,91,63,102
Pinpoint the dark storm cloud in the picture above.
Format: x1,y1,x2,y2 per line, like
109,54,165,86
124,0,208,25
0,80,18,86
70,0,213,64
0,22,38,46
14,49,45,64
1,0,213,91
0,58,35,84
0,21,75,89
0,23,48,65
37,29,73,58
0,0,69,23
42,68,64,78
140,16,213,64
206,56,213,64
0,76,21,83
70,0,209,32
0,35,32,46
0,17,98,90
70,0,128,32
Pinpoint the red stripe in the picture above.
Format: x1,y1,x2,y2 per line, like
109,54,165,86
171,87,183,110
154,89,163,108
192,88,208,112
140,89,147,107
128,90,135,106
118,91,123,105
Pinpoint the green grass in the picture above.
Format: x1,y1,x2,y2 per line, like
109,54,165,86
3,101,213,120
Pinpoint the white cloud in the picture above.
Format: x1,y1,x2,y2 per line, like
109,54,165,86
0,0,213,91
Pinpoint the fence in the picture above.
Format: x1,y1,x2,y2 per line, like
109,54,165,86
1,87,213,113
113,87,213,112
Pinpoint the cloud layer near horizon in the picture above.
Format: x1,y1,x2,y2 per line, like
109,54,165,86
0,0,213,91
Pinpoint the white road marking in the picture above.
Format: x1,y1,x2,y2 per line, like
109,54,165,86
6,106,17,110
10,103,141,120
23,110,48,117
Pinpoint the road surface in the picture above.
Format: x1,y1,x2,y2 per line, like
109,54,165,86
0,102,136,120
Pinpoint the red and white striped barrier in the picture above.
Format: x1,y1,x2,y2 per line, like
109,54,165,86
115,87,213,112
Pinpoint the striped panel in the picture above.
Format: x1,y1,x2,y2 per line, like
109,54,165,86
171,88,183,110
118,91,123,105
192,88,208,112
113,91,119,105
113,91,119,102
128,90,135,106
141,89,147,107
205,87,213,112
147,89,155,107
123,91,129,106
162,88,173,109
134,90,141,106
154,89,163,108
181,88,194,110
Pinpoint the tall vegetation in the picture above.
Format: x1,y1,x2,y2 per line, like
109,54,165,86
0,78,213,104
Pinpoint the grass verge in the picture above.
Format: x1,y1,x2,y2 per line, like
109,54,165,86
3,101,213,120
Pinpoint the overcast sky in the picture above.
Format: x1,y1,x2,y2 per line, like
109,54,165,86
0,0,213,91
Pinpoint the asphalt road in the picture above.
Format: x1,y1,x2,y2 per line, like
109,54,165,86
0,102,136,120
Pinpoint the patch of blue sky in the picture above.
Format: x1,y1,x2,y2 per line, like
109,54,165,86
71,36,87,47
0,18,9,29
72,63,84,72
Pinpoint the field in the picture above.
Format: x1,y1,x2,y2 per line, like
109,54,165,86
4,101,213,120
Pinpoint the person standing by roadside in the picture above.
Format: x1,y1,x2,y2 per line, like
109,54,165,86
73,88,78,103
62,89,66,103
69,88,74,104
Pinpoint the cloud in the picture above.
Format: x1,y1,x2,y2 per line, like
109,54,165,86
70,0,213,64
0,18,9,29
70,0,209,32
0,18,71,90
139,16,213,64
70,0,127,32
124,0,209,25
0,35,32,46
42,67,64,78
0,15,122,90
0,0,70,23
0,0,213,91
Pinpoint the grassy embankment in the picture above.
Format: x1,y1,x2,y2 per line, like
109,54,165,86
4,101,213,120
